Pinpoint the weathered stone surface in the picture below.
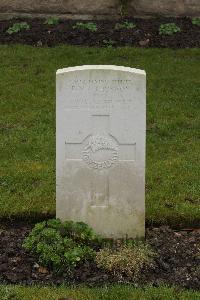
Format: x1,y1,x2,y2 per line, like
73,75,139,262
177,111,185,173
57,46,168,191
0,0,199,19
0,0,119,15
56,65,146,238
129,0,200,17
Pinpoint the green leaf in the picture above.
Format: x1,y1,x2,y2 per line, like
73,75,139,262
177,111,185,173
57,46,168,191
44,17,60,26
192,18,200,26
6,22,30,35
159,23,181,35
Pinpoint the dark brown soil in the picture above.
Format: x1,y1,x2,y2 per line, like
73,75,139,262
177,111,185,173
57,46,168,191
0,17,199,48
0,222,199,290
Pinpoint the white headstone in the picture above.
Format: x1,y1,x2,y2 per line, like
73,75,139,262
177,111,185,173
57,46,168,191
56,65,146,238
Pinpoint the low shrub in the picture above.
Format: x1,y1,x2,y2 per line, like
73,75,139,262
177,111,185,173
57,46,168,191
159,23,181,35
6,22,30,35
115,21,136,30
102,39,116,48
73,22,97,32
192,18,200,26
23,218,101,273
96,241,155,279
44,17,60,26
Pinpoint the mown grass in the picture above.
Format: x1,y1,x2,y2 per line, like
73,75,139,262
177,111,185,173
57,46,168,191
0,285,200,300
0,45,199,227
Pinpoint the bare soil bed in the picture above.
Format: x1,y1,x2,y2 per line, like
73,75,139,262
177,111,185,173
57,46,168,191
0,17,199,48
0,222,199,290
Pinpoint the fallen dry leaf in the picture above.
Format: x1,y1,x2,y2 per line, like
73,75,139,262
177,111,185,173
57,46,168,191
38,266,49,274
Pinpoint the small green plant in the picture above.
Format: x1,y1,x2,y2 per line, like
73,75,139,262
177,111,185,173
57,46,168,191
159,23,181,35
96,241,155,279
23,218,101,273
102,39,116,48
115,21,136,30
44,16,60,26
6,22,30,35
73,22,97,32
119,0,130,17
192,18,200,26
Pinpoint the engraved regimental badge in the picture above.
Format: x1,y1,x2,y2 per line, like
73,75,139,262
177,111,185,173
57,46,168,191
82,135,119,169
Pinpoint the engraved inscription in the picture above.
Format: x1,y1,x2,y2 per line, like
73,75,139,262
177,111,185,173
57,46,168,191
66,97,132,110
65,79,135,110
82,135,118,169
70,79,133,92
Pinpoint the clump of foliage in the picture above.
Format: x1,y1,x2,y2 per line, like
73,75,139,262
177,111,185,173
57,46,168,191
96,241,155,279
44,17,60,26
159,23,181,35
23,218,101,273
115,21,136,30
192,18,200,26
119,0,130,17
73,22,97,32
102,39,116,48
6,22,30,35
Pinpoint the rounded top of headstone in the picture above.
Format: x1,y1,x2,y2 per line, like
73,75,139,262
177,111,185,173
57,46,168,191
56,65,146,76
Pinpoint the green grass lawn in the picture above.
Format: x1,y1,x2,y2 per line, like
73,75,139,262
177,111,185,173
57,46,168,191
1,285,200,300
0,45,199,227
